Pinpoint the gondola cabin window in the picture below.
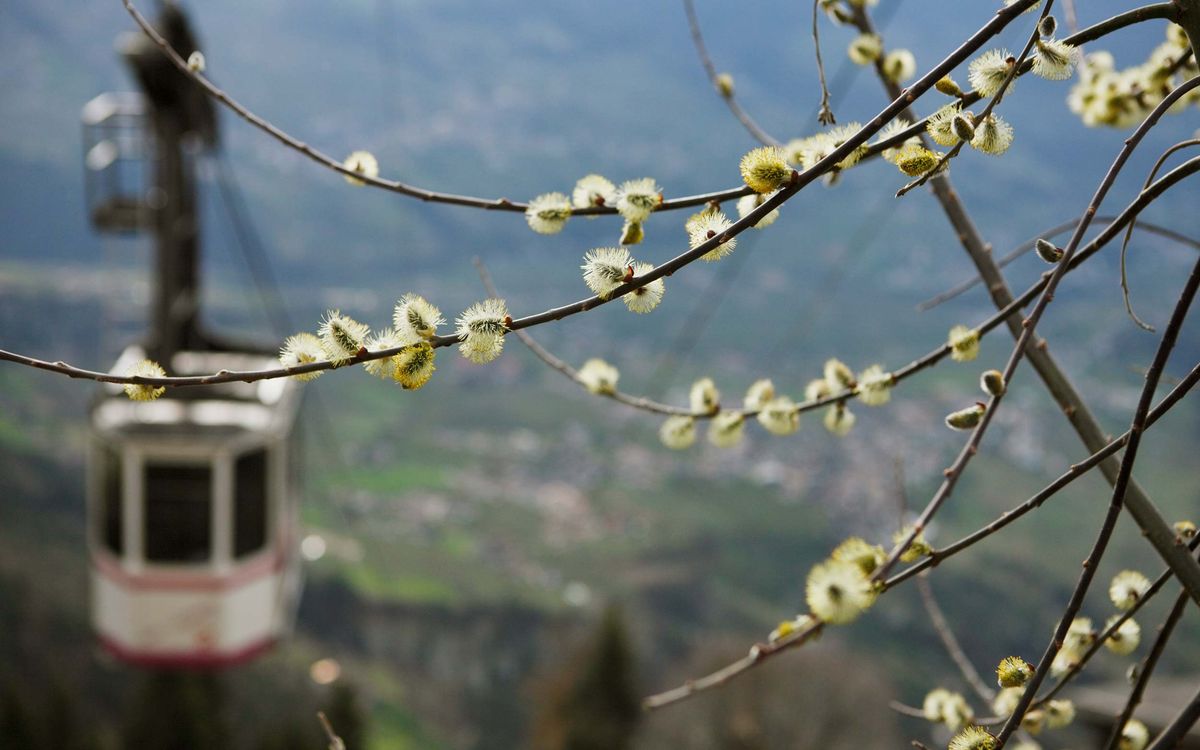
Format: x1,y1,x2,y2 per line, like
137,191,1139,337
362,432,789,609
234,448,268,559
143,462,212,564
100,445,123,556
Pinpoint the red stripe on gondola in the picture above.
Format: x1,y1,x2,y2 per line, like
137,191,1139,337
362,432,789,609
98,633,277,668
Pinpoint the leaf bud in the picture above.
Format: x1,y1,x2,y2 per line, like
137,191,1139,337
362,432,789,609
980,369,1006,397
952,112,977,141
935,75,963,97
945,403,986,430
715,73,735,98
620,219,644,246
1035,238,1064,263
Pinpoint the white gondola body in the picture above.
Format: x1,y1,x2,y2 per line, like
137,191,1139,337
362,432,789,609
88,347,303,667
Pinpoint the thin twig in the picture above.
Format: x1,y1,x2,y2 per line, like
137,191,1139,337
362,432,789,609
682,0,781,146
903,439,996,706
889,700,928,718
317,712,346,750
917,217,1200,312
1120,137,1200,332
812,0,837,125
1166,46,1197,76
120,0,752,215
1063,0,1079,33
643,622,826,709
917,575,996,703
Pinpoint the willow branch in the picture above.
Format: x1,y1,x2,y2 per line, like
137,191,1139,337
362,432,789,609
119,0,753,215
642,620,827,709
860,4,1179,165
12,0,1043,393
694,4,1182,169
993,249,1200,749
317,712,346,750
890,154,1200,595
8,146,1198,392
889,700,929,718
963,4,1180,106
1029,539,1200,715
477,181,1195,424
886,361,1200,592
902,462,999,705
478,256,884,418
965,537,1200,727
1003,73,1200,607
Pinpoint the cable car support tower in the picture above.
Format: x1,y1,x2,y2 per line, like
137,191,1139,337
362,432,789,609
81,2,303,668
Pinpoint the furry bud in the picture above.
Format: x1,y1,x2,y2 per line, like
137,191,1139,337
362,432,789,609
945,403,986,430
980,369,1006,397
1036,238,1064,263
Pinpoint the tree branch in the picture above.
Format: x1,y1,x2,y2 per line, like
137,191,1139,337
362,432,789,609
8,149,1198,391
119,0,753,215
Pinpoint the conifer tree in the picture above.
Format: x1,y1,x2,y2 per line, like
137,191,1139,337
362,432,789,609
533,606,640,750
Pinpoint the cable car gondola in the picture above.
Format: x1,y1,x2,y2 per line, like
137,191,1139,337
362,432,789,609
82,4,302,667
